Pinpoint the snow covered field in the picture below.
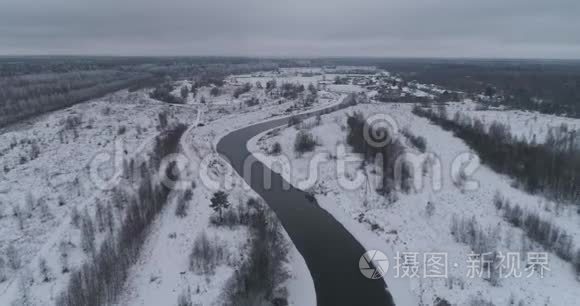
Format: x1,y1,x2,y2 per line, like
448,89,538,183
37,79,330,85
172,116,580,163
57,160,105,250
0,89,201,303
119,80,344,306
249,99,580,305
0,70,350,305
445,100,580,144
2,67,578,306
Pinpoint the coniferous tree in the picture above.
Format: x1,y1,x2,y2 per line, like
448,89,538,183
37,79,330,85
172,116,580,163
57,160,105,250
210,191,230,221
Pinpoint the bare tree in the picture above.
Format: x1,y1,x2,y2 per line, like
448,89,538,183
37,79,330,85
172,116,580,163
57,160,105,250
95,200,106,233
59,241,70,274
39,258,52,282
13,205,25,230
105,203,115,233
7,243,21,269
25,192,35,218
80,209,96,254
177,287,193,306
0,256,7,282
70,206,81,228
176,189,193,218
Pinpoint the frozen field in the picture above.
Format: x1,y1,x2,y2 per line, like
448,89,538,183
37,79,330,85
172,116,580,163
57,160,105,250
446,101,580,144
249,98,580,305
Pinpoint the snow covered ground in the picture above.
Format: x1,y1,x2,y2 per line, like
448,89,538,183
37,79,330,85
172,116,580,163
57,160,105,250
0,89,201,304
445,100,580,144
119,86,340,306
0,74,339,304
3,67,578,306
248,100,580,305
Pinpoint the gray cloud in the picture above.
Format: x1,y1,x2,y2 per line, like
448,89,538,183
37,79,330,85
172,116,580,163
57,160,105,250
0,0,579,58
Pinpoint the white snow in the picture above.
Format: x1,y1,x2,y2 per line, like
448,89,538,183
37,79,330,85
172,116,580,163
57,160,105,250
248,99,580,305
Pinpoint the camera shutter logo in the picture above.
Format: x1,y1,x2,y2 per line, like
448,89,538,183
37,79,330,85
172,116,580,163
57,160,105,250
359,250,389,279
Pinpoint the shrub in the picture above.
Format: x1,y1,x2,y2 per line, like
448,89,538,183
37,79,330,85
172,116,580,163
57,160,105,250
158,111,169,130
434,297,451,306
223,209,290,306
150,82,183,104
210,208,243,228
29,141,41,160
468,296,496,306
574,250,580,277
401,128,427,152
450,214,499,256
493,191,505,210
425,201,435,217
80,209,96,254
189,231,225,275
245,97,259,107
180,86,189,100
450,214,502,286
6,244,20,269
270,142,282,155
210,86,220,97
0,257,6,282
294,130,316,154
39,258,52,282
346,111,408,194
234,83,252,98
177,288,193,306
503,202,523,227
175,189,193,218
287,115,302,127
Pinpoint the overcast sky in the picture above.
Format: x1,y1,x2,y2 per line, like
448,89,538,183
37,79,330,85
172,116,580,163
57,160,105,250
1,0,579,58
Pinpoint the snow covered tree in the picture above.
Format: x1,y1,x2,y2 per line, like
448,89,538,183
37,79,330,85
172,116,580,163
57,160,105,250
210,191,230,222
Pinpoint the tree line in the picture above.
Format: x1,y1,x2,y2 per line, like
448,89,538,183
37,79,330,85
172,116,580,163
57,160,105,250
346,111,412,196
56,124,187,306
0,70,150,127
413,105,580,203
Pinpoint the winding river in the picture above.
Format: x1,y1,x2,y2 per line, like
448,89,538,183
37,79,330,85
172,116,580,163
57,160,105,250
216,96,395,306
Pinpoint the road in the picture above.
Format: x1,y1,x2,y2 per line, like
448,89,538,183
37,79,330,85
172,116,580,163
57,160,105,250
216,96,395,306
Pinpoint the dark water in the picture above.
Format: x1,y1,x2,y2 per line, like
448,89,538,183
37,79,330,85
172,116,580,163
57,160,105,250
216,103,395,306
